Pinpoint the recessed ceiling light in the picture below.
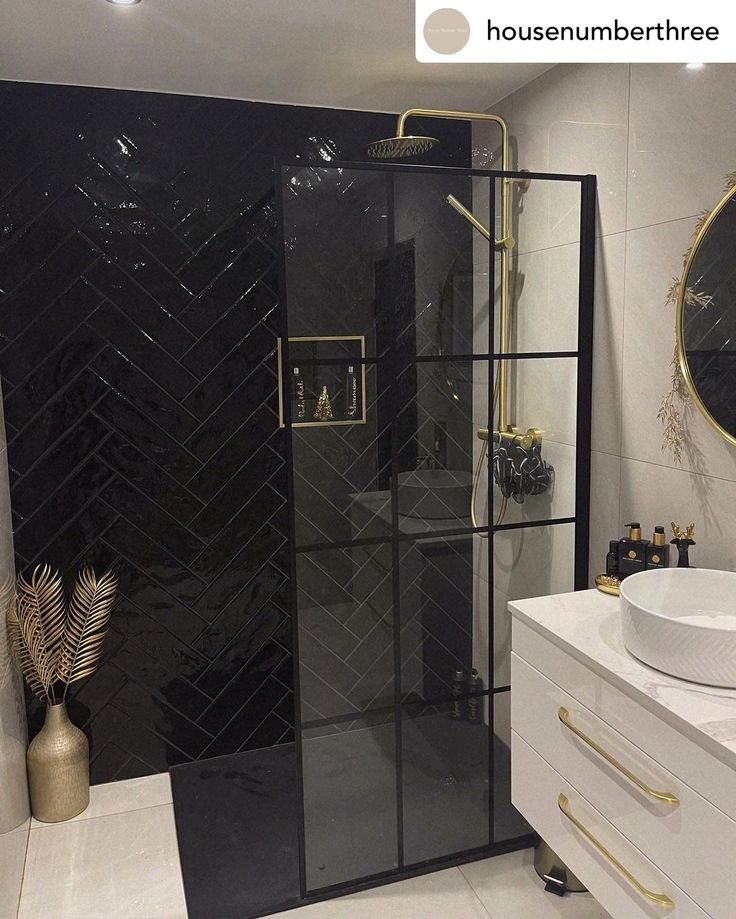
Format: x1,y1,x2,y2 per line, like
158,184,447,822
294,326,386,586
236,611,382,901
105,0,142,5
686,63,705,70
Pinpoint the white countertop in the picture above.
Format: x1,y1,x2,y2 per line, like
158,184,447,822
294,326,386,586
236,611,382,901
509,588,736,771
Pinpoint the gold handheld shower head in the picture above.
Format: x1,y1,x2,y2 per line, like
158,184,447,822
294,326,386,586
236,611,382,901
367,135,440,159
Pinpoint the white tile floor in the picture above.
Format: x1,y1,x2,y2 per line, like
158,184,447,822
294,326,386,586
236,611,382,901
16,776,610,919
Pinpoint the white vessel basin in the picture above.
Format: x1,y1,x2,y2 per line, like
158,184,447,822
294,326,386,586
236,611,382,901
620,568,736,688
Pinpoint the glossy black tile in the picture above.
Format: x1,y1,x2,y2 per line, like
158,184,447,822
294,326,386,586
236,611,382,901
0,276,103,384
1,81,469,788
191,522,287,622
85,258,197,357
3,324,106,428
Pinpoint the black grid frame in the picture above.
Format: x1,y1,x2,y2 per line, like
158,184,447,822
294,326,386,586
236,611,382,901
276,159,597,909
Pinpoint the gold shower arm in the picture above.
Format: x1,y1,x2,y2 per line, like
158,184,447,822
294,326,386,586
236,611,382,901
446,195,515,250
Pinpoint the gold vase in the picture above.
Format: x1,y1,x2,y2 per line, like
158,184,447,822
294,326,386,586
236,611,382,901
27,702,90,823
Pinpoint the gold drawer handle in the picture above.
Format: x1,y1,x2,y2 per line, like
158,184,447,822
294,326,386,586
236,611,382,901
558,793,675,909
558,707,680,806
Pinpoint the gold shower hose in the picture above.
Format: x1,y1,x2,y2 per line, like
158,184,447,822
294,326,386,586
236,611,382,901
471,431,507,534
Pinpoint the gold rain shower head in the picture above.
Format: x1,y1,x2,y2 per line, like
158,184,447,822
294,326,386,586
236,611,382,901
367,134,440,159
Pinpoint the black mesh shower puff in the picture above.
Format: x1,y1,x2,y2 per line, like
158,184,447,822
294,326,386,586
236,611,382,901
492,433,554,504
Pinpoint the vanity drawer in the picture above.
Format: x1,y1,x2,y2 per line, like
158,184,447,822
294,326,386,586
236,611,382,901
512,652,736,918
512,731,709,919
513,616,736,821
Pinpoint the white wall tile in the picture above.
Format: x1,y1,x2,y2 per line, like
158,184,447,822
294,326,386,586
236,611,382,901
592,233,626,456
619,458,736,572
628,64,736,230
589,451,622,587
488,63,629,245
513,242,580,353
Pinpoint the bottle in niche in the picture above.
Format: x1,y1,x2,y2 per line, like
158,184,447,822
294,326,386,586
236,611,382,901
646,526,670,570
467,669,482,723
293,367,306,420
450,669,465,719
617,522,649,579
344,365,358,418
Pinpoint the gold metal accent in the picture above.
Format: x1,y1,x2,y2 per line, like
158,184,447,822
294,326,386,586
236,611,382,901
369,108,527,526
653,529,666,547
27,701,89,823
671,521,695,542
676,184,736,448
652,554,661,564
277,336,367,428
446,194,515,250
628,550,637,560
558,793,675,909
367,109,513,434
558,708,680,806
626,523,642,541
594,574,620,597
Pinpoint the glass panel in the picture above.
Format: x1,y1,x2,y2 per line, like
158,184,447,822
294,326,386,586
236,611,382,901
291,365,393,547
281,166,388,357
493,176,582,355
510,242,580,354
492,691,531,842
402,698,490,864
493,522,576,687
399,533,481,705
296,543,393,723
302,717,398,889
393,172,492,357
506,175,582,260
395,360,488,534
492,357,578,524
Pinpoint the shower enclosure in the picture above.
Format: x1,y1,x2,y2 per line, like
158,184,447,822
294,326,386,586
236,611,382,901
277,160,595,900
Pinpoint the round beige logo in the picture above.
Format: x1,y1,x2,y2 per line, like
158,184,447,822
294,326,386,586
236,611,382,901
423,8,471,55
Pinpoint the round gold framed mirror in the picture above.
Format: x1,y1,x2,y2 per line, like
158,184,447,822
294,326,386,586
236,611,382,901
676,185,736,448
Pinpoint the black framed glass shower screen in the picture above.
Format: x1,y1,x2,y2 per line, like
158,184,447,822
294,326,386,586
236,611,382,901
277,161,595,898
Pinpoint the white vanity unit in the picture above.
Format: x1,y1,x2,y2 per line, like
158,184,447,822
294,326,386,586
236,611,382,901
510,588,736,919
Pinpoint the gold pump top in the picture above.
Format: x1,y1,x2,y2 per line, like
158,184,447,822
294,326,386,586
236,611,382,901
652,527,666,547
626,522,642,541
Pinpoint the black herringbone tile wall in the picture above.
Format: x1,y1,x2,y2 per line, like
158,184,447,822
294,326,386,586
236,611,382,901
0,82,469,783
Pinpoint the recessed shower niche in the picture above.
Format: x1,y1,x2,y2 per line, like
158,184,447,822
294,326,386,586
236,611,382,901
277,336,367,427
279,160,595,897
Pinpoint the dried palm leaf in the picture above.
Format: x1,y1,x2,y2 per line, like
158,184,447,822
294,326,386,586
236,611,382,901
0,572,15,686
16,565,65,700
58,567,117,694
7,593,49,702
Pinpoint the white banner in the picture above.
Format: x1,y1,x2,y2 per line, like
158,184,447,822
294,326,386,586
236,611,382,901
416,1,733,62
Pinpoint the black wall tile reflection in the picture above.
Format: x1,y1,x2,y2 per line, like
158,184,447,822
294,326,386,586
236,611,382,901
0,80,469,784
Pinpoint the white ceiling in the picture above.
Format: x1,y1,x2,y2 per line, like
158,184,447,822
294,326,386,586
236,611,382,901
0,1,551,112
